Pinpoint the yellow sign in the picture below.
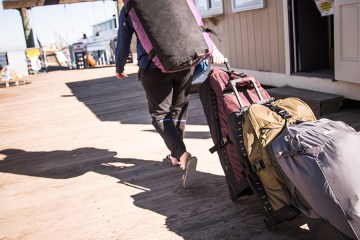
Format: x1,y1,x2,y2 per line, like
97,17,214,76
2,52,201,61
321,2,332,12
315,0,334,16
26,48,41,58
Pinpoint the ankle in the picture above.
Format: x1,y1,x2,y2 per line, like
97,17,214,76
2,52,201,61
170,155,179,164
179,152,191,169
169,155,178,161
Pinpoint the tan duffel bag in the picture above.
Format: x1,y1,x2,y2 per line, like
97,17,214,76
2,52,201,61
242,97,316,211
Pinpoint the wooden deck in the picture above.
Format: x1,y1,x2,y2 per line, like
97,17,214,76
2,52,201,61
1,65,359,240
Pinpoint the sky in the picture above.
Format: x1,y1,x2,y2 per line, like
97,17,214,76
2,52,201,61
0,0,118,52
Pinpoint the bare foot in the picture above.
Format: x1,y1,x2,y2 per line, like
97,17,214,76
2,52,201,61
164,155,180,167
179,152,192,170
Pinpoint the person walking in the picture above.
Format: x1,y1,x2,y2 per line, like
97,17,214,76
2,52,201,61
115,6,225,188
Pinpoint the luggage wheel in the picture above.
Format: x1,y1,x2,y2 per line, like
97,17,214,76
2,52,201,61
263,217,275,230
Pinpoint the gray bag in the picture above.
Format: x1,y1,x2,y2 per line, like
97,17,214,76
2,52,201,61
269,118,360,239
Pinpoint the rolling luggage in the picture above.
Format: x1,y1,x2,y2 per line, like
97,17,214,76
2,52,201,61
199,60,306,226
268,118,360,239
198,61,270,202
198,71,252,202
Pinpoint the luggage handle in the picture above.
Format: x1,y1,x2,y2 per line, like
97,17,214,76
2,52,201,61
222,58,264,108
228,78,275,109
220,58,266,108
224,58,231,71
228,76,265,108
229,81,273,109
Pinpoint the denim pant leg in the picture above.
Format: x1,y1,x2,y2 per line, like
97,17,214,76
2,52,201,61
171,69,193,139
139,68,193,159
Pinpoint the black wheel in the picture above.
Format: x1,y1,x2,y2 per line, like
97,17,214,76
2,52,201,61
264,217,274,230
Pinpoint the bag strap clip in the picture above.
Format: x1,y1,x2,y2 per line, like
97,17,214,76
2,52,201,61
252,160,266,171
209,136,231,154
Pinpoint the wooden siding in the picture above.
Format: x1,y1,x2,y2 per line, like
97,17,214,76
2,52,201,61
206,0,286,73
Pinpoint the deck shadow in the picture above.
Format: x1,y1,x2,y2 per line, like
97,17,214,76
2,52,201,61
66,74,208,126
143,129,211,139
0,147,348,240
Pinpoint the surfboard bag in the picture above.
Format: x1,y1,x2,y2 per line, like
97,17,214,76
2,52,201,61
269,118,360,239
124,0,214,73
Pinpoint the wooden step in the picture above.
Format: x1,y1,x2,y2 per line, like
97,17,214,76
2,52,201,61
267,86,344,117
0,79,31,88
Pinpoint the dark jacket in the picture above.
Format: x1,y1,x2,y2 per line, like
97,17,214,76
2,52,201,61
115,7,156,73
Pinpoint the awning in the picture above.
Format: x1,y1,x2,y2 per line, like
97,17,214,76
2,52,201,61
86,41,110,52
2,0,98,9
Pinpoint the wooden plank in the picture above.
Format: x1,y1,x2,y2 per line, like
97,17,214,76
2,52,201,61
325,99,360,131
234,12,244,68
277,0,286,73
240,12,250,69
268,0,280,73
267,86,344,117
221,0,231,63
226,0,238,66
0,79,31,88
253,10,264,71
261,6,272,72
247,11,257,70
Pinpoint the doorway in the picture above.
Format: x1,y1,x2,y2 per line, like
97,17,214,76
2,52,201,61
289,0,334,78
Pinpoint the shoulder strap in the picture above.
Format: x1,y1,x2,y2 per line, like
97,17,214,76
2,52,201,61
123,1,157,74
125,0,134,12
201,26,222,42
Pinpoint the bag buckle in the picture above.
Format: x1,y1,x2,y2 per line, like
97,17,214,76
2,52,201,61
209,136,230,154
278,109,291,119
252,160,266,171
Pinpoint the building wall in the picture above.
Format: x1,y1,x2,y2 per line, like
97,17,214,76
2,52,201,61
201,0,360,101
205,0,286,74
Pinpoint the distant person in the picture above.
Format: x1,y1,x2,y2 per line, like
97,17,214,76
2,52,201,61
0,64,3,80
87,53,96,67
115,6,225,188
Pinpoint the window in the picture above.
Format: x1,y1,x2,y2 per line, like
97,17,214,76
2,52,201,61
194,0,223,18
0,52,8,67
232,0,266,13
